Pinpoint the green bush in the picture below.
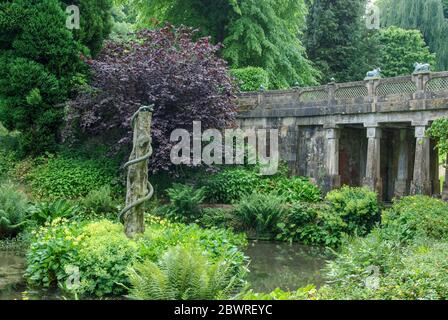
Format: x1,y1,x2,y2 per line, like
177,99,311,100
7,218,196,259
233,193,287,237
0,182,29,238
156,184,206,223
81,185,117,216
127,245,247,300
199,207,241,230
25,217,248,298
320,235,448,300
382,195,448,243
26,218,83,288
205,168,261,204
259,176,322,203
26,156,117,199
0,0,87,155
27,199,80,226
326,186,380,236
231,67,270,92
276,202,346,246
205,167,321,204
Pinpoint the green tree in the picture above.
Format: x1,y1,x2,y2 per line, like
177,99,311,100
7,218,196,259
378,0,448,70
0,0,86,155
304,0,373,83
119,0,319,88
373,27,436,77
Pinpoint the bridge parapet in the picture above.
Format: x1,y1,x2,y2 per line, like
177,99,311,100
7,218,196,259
238,71,448,118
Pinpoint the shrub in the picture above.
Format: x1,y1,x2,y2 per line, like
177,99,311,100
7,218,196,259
199,207,241,230
320,236,448,300
0,182,29,238
25,217,248,298
230,67,270,92
26,218,83,288
205,167,322,204
127,245,247,300
233,193,287,237
326,186,380,236
81,185,117,216
205,168,260,204
156,184,206,223
0,0,87,155
382,195,448,243
27,199,80,226
259,176,322,203
26,156,117,199
276,202,346,247
76,220,139,296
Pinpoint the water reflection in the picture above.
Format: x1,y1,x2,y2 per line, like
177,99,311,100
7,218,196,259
244,241,332,292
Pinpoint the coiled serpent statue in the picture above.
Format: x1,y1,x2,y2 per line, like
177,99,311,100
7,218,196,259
119,105,154,226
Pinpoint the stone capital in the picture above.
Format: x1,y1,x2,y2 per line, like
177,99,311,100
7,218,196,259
366,126,382,139
414,125,427,138
326,127,340,139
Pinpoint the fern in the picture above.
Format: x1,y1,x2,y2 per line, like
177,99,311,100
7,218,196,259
127,246,246,300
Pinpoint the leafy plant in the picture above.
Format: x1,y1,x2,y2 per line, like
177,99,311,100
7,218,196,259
259,176,322,203
81,185,117,216
0,182,29,238
382,195,448,243
233,193,287,237
326,186,380,236
276,202,346,247
127,245,247,300
156,184,206,223
205,168,260,204
25,217,248,298
26,156,117,199
27,199,80,226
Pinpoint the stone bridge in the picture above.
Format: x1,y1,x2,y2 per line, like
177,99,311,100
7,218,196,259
237,71,448,201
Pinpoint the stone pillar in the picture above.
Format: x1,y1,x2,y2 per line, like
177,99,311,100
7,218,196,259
442,157,448,201
363,126,382,198
431,139,441,198
394,129,410,198
325,126,341,192
410,125,431,195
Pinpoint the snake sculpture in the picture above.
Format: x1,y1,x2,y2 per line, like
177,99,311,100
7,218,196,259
119,105,154,224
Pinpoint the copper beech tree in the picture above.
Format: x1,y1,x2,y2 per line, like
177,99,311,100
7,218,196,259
68,25,238,174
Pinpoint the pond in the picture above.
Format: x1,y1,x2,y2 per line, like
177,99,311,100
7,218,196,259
244,241,332,293
1,242,332,299
0,251,61,300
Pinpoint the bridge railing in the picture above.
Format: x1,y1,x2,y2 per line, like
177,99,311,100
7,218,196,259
238,71,448,112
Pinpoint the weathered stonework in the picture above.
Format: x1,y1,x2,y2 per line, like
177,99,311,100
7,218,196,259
237,71,448,200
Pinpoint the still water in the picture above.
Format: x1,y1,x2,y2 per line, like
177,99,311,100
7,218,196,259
244,241,332,292
0,242,331,299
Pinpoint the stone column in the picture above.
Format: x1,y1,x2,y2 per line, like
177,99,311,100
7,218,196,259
394,129,410,198
363,126,382,198
442,157,448,201
325,126,341,192
410,125,431,195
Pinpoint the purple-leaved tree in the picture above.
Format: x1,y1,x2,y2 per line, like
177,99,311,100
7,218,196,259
66,25,237,172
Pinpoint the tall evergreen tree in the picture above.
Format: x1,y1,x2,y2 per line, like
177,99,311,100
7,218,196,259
378,0,448,70
304,0,372,83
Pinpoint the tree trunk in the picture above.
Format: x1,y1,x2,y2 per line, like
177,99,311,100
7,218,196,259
124,109,153,238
